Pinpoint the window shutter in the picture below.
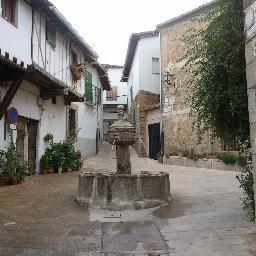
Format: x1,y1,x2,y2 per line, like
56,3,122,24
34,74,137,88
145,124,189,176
85,72,93,102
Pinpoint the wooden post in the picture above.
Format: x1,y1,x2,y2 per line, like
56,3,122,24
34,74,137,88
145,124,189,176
0,80,23,120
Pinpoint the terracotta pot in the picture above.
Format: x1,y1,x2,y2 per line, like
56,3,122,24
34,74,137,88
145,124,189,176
41,169,48,175
10,180,18,185
47,167,54,174
158,156,163,164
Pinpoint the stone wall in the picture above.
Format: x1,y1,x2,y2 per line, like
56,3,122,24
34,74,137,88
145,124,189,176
244,0,256,218
128,90,160,157
160,9,222,155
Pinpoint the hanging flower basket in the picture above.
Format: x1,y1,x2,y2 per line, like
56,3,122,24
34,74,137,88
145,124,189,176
70,64,87,82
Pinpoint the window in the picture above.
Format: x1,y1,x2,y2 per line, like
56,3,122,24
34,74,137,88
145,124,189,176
1,0,17,25
106,86,117,101
85,71,93,103
152,57,160,74
52,96,56,105
46,21,56,48
71,51,77,64
97,88,102,105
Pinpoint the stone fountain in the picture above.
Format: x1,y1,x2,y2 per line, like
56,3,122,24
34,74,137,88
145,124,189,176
75,120,171,210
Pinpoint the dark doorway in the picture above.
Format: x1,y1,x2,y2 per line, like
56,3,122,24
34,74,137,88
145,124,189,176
96,128,100,154
148,123,161,160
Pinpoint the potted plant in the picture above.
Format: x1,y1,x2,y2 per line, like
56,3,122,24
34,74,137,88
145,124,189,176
157,151,164,164
43,133,54,145
70,64,87,82
40,154,49,175
5,143,28,185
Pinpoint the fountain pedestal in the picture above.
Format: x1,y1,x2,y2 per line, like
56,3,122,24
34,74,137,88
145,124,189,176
75,120,171,210
116,145,131,174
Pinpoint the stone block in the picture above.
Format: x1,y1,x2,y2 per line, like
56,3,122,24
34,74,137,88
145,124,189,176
245,38,256,65
75,171,171,210
246,59,256,89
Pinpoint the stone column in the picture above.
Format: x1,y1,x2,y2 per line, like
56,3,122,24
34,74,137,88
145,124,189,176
116,144,131,174
244,0,256,218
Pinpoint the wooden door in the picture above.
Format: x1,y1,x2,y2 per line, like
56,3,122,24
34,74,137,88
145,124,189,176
16,116,27,161
27,119,38,175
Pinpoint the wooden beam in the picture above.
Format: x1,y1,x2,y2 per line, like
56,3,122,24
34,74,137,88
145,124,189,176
0,80,23,120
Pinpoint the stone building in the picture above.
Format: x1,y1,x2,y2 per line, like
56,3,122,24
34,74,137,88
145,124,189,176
157,3,221,156
121,31,161,158
244,0,256,217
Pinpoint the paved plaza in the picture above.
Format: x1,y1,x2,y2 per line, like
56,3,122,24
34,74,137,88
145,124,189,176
0,143,255,255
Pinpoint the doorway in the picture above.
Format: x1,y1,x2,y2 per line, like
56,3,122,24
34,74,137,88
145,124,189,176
148,123,161,160
16,116,38,175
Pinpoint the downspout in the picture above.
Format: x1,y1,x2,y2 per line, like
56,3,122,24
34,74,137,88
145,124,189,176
159,29,165,153
31,4,34,63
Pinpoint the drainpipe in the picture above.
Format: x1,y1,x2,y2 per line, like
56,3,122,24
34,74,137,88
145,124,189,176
31,4,34,63
159,30,165,153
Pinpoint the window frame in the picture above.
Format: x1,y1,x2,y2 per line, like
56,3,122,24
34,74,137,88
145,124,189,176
152,57,160,74
46,21,56,49
1,0,18,27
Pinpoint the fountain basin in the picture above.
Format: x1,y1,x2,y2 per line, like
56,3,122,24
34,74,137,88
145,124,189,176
75,171,171,210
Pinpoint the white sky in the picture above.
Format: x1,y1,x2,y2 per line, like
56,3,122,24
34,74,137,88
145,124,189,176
50,0,212,65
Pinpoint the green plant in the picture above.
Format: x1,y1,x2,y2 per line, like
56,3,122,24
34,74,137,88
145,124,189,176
218,153,237,165
5,143,28,183
187,149,201,161
157,151,164,157
236,155,247,167
183,0,249,144
236,162,255,222
165,153,170,159
40,154,49,170
43,133,54,145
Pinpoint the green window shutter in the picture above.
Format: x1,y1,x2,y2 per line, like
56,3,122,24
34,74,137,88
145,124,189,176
85,72,93,102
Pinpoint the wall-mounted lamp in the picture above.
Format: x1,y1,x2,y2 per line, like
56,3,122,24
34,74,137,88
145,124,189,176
163,70,176,87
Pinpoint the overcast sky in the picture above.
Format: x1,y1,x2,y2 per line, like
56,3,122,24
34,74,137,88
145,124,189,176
50,0,212,65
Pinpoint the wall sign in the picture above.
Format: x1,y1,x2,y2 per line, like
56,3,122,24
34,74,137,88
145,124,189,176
7,107,18,124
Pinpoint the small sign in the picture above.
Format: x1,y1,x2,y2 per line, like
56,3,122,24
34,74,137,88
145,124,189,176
7,107,18,124
10,124,17,130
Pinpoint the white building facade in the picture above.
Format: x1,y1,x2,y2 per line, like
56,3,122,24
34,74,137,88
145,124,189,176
121,31,161,157
102,65,128,135
0,0,110,174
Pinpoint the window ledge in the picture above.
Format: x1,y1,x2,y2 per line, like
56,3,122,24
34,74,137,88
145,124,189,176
1,16,18,28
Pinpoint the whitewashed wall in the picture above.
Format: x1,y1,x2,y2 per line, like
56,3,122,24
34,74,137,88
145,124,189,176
138,36,160,94
0,81,67,173
127,35,160,108
127,46,140,107
32,10,86,94
75,64,104,157
103,67,128,105
0,0,32,66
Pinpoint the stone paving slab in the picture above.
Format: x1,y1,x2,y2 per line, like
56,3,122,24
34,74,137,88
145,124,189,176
0,143,255,255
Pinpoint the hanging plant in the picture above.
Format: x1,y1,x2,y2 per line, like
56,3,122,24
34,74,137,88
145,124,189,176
70,63,87,82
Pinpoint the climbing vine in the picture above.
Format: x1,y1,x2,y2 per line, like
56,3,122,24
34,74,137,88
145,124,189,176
183,0,249,144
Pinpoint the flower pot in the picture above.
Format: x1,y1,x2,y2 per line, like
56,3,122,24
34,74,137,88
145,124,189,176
41,169,48,175
58,167,62,174
158,156,163,164
10,180,18,185
47,167,54,174
67,168,73,173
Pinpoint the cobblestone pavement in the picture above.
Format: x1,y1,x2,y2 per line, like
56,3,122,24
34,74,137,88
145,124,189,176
0,143,255,255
